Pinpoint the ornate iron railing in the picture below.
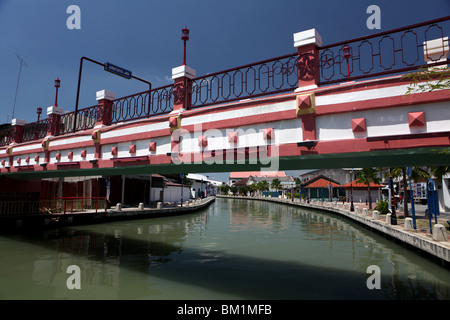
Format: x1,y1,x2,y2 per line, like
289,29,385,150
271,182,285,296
22,119,51,142
0,17,447,148
60,105,98,134
318,16,450,85
0,126,14,147
111,84,174,124
190,53,299,108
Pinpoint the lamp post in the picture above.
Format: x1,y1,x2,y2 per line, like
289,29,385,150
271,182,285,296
407,167,417,229
181,27,190,66
180,173,185,207
350,169,354,212
54,78,61,107
36,106,42,122
343,45,351,79
35,106,42,139
388,168,397,225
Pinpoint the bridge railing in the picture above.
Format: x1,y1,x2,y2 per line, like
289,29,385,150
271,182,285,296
59,104,99,134
0,17,448,147
190,53,299,108
318,16,449,85
22,118,51,142
0,126,15,147
111,84,174,124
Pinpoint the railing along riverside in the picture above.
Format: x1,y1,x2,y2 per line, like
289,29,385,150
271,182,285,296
0,198,107,215
0,201,40,215
111,84,174,124
318,16,450,85
190,53,299,108
49,197,107,214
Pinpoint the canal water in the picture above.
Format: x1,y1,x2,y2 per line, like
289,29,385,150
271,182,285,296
0,197,449,300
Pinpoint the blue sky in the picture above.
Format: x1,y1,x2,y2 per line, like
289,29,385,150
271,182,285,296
0,0,449,181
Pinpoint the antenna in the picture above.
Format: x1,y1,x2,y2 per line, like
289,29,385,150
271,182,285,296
12,53,30,120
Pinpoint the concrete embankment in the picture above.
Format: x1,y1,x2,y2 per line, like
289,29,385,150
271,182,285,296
217,195,450,266
0,197,216,231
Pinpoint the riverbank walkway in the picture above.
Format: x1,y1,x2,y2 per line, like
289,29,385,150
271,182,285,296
217,195,450,265
0,196,216,230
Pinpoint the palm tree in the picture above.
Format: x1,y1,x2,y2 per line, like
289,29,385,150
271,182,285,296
248,183,258,196
219,183,230,195
430,166,450,181
386,166,430,216
356,168,381,210
430,166,450,212
257,180,270,196
389,167,409,216
271,178,282,194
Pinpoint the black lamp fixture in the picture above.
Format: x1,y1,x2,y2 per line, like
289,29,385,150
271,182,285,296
89,159,98,164
297,140,318,150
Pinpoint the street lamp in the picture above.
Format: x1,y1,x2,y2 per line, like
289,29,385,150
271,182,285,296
35,106,42,139
342,45,351,79
180,173,185,207
350,169,355,212
54,78,61,107
36,106,42,122
181,27,190,66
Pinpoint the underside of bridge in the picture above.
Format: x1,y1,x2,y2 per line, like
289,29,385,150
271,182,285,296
2,147,449,181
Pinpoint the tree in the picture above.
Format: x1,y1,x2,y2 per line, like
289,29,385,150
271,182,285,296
356,168,381,210
271,178,282,192
387,167,409,216
230,186,238,196
257,180,270,194
403,67,450,154
248,183,258,196
403,66,450,95
239,185,249,196
219,183,230,195
382,166,430,215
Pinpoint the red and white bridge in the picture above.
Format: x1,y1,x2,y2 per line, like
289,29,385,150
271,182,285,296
1,17,449,180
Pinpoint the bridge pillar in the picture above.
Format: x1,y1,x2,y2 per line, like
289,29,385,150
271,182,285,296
172,65,196,111
293,28,322,91
46,106,63,137
96,90,116,127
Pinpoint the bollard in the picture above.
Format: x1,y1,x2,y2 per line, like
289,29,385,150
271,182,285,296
138,203,144,210
116,203,122,211
432,224,448,242
362,208,368,217
157,202,162,209
355,206,360,214
372,210,379,220
386,213,391,225
404,217,414,231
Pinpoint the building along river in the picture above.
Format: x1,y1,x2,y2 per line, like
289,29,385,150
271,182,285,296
0,197,449,300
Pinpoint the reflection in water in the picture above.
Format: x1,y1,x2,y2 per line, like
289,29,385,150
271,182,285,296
0,198,449,300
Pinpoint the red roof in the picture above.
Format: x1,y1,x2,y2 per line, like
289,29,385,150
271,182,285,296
304,178,340,188
342,181,385,189
230,171,287,178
